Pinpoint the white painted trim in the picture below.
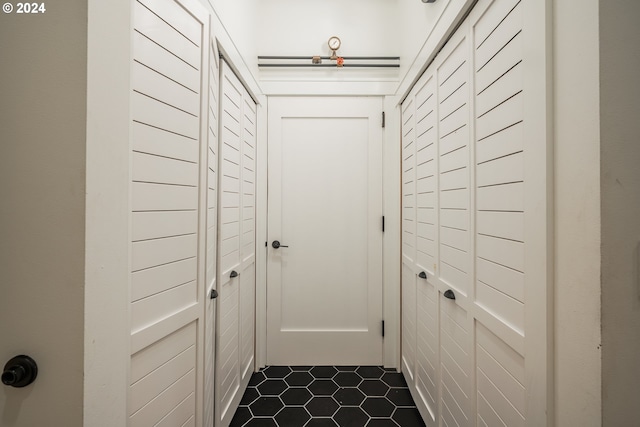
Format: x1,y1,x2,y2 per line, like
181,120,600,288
383,97,402,369
552,0,601,424
260,81,398,97
255,96,269,369
189,1,212,424
85,1,131,425
522,0,554,424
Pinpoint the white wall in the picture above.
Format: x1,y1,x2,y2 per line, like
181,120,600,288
253,0,474,97
553,0,602,425
397,0,448,71
599,0,640,424
208,0,261,89
255,0,399,58
0,3,87,425
254,0,401,95
395,0,474,99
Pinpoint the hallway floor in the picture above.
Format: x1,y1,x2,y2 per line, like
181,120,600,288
230,366,425,427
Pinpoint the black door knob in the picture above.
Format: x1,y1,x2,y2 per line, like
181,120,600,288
2,355,38,388
443,289,456,300
230,270,238,278
272,240,288,249
418,271,427,279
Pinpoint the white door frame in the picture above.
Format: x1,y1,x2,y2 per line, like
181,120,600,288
254,95,401,369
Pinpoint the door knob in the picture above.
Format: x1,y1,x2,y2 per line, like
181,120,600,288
418,271,427,279
272,240,288,249
230,270,238,278
443,289,456,300
2,355,38,388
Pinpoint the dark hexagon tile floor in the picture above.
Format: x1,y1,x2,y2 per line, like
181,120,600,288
230,366,426,427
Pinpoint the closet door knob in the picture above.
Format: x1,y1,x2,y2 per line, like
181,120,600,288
230,270,238,278
443,289,456,300
418,271,427,279
210,289,219,299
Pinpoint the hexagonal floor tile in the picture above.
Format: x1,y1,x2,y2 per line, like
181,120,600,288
248,371,266,387
229,406,251,427
356,366,384,379
263,366,292,379
308,379,339,396
306,418,339,427
285,371,314,387
361,397,395,418
274,407,311,427
239,387,259,405
310,366,338,379
333,388,366,406
280,387,313,405
334,372,362,387
381,372,407,388
305,396,339,417
245,418,277,427
257,379,288,396
392,408,426,427
335,366,358,372
386,388,415,406
358,379,389,397
249,397,284,417
366,419,400,427
231,366,424,427
333,406,370,427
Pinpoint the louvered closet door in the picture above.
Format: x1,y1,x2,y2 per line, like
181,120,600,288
414,72,439,425
129,0,209,426
216,60,257,427
401,95,417,385
239,95,257,385
436,31,473,427
472,0,544,424
400,0,551,425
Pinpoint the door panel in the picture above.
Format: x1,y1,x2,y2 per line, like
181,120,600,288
416,272,438,423
215,61,257,427
129,1,208,426
402,263,417,382
267,96,383,365
240,95,257,382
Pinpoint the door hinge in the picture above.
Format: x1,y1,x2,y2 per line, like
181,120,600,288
382,320,385,337
382,216,385,232
382,111,386,128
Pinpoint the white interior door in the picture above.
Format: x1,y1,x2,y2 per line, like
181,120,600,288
267,96,383,366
